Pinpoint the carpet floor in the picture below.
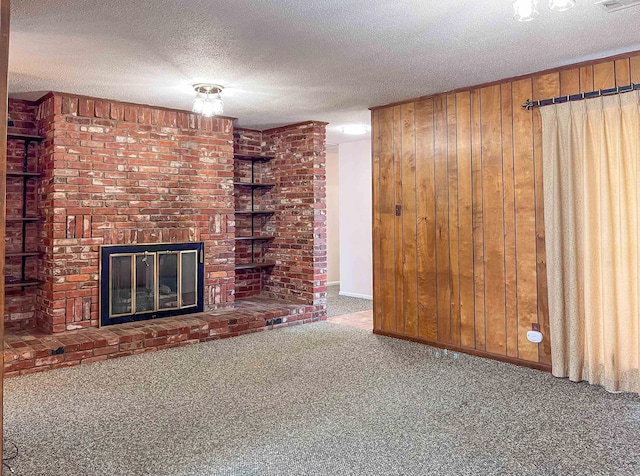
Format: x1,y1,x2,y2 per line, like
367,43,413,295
326,285,372,317
4,322,640,475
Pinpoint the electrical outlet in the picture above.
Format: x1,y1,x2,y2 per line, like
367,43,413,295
532,323,540,332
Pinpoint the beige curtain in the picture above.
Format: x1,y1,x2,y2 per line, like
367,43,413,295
541,90,640,394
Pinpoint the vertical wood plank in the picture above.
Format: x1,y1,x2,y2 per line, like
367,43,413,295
0,0,10,458
631,55,640,83
532,73,558,366
580,65,594,93
512,79,539,363
512,79,548,362
480,85,506,355
393,106,404,333
378,107,396,332
456,91,475,349
416,99,438,341
471,89,485,352
401,103,418,337
560,69,580,96
615,58,631,86
371,109,382,330
501,83,518,358
593,61,615,90
434,95,451,343
447,94,461,345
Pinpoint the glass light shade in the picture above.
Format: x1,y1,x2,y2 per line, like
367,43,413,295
513,0,539,21
549,0,575,11
192,94,204,114
201,97,215,117
211,94,224,116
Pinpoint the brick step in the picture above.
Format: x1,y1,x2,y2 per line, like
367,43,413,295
3,297,318,377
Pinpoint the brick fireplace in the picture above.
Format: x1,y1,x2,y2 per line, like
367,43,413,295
32,93,236,333
4,93,327,349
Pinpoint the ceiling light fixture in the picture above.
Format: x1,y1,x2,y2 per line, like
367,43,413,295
548,0,576,11
513,0,540,21
340,124,370,135
514,0,576,20
192,84,224,117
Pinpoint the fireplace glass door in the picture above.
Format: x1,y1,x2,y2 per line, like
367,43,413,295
101,243,204,326
135,253,156,313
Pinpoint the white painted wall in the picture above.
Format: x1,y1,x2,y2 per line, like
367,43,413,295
338,140,372,299
326,148,340,285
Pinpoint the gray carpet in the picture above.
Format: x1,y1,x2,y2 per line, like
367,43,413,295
326,285,372,317
3,322,640,475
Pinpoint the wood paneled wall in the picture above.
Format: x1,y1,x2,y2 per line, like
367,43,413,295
372,51,640,368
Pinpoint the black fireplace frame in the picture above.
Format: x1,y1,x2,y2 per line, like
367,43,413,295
99,242,205,327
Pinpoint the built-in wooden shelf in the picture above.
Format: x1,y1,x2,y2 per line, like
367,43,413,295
233,153,274,162
5,279,41,289
5,252,41,258
235,262,276,270
6,171,41,177
233,182,275,188
235,236,275,241
5,217,41,222
7,133,44,142
234,210,275,216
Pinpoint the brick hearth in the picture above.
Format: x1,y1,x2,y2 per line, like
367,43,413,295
4,297,317,377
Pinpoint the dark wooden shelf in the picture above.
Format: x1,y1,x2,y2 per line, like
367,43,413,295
235,262,276,270
233,182,275,188
5,279,41,289
233,153,274,162
6,171,41,177
6,217,41,222
234,153,275,277
234,210,275,216
5,252,41,258
7,133,44,142
7,134,43,294
235,236,275,241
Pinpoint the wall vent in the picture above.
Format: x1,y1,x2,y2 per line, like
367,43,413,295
595,0,640,12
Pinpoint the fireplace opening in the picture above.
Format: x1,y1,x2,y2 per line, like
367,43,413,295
100,243,204,326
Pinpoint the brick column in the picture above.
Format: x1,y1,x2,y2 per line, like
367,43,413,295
263,122,328,320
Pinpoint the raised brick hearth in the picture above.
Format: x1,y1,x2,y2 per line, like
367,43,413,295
4,297,317,377
4,93,328,374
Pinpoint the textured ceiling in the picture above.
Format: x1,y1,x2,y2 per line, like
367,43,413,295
8,0,640,144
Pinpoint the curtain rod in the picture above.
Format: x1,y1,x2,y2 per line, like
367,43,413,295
522,83,640,110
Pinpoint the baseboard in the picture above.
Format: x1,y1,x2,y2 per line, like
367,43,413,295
328,281,340,286
338,291,373,300
373,329,552,373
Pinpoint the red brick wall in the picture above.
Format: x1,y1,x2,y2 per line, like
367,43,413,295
263,122,327,318
5,100,41,329
233,128,263,156
35,93,236,333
